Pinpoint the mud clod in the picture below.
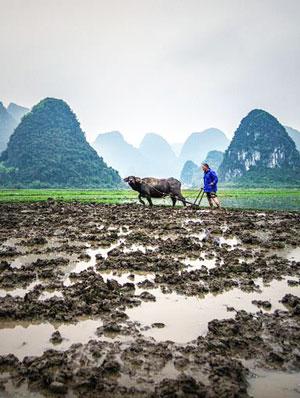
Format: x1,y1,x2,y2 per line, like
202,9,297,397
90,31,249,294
49,381,68,394
151,323,165,328
252,300,272,309
50,331,63,344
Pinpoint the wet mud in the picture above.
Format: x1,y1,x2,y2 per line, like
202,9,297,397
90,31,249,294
0,201,299,397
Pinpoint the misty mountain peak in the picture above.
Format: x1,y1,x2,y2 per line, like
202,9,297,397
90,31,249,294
218,108,300,183
0,102,6,112
285,126,300,152
0,97,122,188
0,101,18,153
94,131,125,144
140,132,172,148
7,102,30,122
139,132,176,157
179,128,229,164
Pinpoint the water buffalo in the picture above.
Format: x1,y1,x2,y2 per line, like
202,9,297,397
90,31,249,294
124,176,186,207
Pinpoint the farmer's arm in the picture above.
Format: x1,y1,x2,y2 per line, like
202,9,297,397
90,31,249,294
210,171,218,186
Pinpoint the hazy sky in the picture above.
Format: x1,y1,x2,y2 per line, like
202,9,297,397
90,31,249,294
1,0,299,146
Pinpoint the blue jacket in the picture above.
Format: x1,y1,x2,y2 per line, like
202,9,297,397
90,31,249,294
203,169,218,192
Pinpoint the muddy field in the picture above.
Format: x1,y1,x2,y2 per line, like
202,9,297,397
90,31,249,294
0,201,299,397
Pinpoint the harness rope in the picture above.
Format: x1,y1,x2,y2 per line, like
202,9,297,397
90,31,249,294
148,184,174,198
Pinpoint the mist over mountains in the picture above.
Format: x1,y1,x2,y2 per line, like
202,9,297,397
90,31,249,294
0,102,29,153
180,151,225,188
7,103,30,123
92,129,229,179
139,133,179,177
171,143,183,157
1,97,300,188
285,126,300,153
92,131,181,178
179,129,229,165
92,131,146,178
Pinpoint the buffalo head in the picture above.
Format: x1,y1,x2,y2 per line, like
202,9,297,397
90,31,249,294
123,176,142,185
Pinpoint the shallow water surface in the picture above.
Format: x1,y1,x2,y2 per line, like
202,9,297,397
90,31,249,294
118,360,180,389
275,247,300,262
10,252,67,269
182,256,219,270
126,278,300,343
0,319,104,360
62,240,125,284
248,369,300,398
101,269,155,288
0,280,41,298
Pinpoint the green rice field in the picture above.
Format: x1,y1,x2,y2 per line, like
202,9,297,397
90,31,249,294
0,189,299,211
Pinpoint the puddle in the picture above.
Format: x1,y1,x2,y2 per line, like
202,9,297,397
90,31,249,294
1,380,55,398
123,244,157,254
219,236,240,247
182,218,203,226
10,253,71,269
63,241,156,284
182,256,218,270
126,278,300,343
2,238,23,248
63,240,125,285
190,232,206,240
101,270,155,288
9,238,127,273
274,247,300,262
221,224,229,232
184,232,240,248
255,231,270,242
39,290,63,300
1,238,28,254
0,319,104,360
156,233,178,241
118,226,131,236
118,360,180,389
0,280,41,298
248,369,300,397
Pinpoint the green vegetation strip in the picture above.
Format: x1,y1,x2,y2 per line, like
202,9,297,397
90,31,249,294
0,189,299,211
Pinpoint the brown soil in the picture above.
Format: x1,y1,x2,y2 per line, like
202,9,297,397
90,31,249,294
0,202,299,397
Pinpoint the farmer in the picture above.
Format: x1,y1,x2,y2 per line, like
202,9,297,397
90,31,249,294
202,163,223,211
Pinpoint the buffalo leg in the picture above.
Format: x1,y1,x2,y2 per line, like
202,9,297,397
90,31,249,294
179,194,187,206
146,195,153,207
173,191,186,206
171,196,177,207
138,194,146,205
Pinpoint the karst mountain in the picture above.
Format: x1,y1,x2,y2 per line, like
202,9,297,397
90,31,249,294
0,98,122,188
218,109,300,186
179,128,229,165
